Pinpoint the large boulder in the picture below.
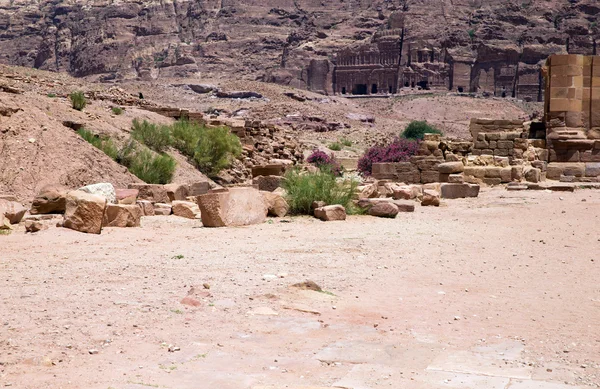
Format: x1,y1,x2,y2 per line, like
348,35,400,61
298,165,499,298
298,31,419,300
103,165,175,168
172,201,200,219
30,185,67,214
197,187,268,227
128,184,170,204
314,205,346,221
0,199,27,224
79,183,117,204
188,182,211,196
261,191,289,217
102,204,142,227
440,183,480,199
367,202,399,218
63,190,107,234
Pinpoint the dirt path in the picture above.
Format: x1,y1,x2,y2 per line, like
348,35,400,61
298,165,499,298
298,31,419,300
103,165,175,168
1,188,599,389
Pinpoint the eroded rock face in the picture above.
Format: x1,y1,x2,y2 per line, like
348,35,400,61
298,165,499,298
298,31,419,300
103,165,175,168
1,0,596,92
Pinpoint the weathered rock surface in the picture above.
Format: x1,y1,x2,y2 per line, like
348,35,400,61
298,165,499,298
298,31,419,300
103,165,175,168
102,204,142,227
128,184,170,204
137,200,155,216
440,183,480,199
367,202,399,218
116,189,139,205
63,190,107,234
30,185,67,214
421,189,441,207
0,200,27,224
438,162,465,174
197,188,268,227
172,201,200,219
261,191,289,218
164,184,189,202
314,205,346,222
79,183,117,204
253,176,284,192
153,203,172,216
24,219,46,233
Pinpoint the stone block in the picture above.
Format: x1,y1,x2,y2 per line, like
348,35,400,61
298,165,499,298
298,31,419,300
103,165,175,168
102,204,142,227
500,167,512,183
420,171,440,184
486,133,501,141
314,205,346,221
483,178,502,186
464,166,486,179
523,167,541,183
261,191,289,217
63,191,107,234
438,173,450,183
79,183,117,204
0,200,26,224
253,175,284,192
421,190,440,206
172,201,200,219
484,167,502,178
488,141,497,148
30,185,67,214
511,166,524,181
188,182,211,196
496,140,514,150
448,174,464,183
367,202,399,218
164,183,189,202
128,184,170,204
494,149,509,157
116,189,138,205
252,164,285,178
154,203,172,216
438,162,464,174
440,183,480,199
546,163,585,180
197,187,268,227
137,200,155,216
585,162,600,177
474,140,489,149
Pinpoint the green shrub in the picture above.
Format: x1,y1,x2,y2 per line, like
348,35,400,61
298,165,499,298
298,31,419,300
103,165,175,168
116,139,138,167
401,120,443,140
328,142,342,151
69,91,87,111
131,119,171,153
170,119,202,156
112,107,124,115
47,93,56,98
340,137,352,147
282,169,359,215
127,148,176,184
193,126,242,176
77,128,118,160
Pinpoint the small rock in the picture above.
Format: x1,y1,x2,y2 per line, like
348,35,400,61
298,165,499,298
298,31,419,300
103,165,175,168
168,345,180,352
203,283,210,289
88,349,99,355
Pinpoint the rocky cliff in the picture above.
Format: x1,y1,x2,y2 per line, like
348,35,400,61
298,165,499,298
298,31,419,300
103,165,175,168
0,0,598,91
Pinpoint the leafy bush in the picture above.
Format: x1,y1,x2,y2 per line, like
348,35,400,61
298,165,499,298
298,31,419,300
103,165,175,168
340,137,353,147
77,128,118,160
131,119,171,153
306,150,342,176
47,93,56,98
69,91,87,111
328,142,342,151
282,169,359,215
127,148,176,185
192,126,242,176
170,119,202,157
401,120,443,140
112,107,124,115
357,138,420,176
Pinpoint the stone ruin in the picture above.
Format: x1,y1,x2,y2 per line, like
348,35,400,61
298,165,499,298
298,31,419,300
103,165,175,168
367,54,600,187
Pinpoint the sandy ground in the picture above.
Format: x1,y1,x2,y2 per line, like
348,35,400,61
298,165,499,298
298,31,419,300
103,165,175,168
1,188,599,389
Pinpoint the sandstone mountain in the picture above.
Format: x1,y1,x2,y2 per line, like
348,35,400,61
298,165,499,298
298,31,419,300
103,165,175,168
0,1,598,91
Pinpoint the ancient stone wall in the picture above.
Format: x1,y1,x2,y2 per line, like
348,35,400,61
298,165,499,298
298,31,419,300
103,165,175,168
544,54,600,163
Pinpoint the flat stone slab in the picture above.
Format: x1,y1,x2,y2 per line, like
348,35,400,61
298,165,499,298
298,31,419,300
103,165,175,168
315,341,392,365
426,342,533,380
